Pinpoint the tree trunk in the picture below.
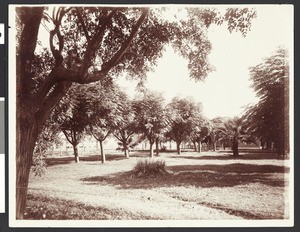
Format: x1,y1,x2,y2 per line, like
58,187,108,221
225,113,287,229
213,142,216,151
16,123,39,219
198,141,202,153
149,142,154,158
232,137,239,156
99,140,105,163
124,149,129,158
155,138,160,156
16,7,44,219
266,141,272,149
176,142,181,155
123,141,129,158
73,144,80,162
193,141,197,152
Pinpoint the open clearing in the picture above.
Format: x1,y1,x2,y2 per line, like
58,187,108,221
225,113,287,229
25,150,290,220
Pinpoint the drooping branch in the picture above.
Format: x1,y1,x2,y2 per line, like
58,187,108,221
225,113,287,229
101,8,149,73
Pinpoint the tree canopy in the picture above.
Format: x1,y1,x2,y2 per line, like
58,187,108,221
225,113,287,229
166,96,203,154
242,48,289,157
133,90,169,157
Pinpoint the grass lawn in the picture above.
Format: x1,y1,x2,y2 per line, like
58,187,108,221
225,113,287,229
25,150,290,220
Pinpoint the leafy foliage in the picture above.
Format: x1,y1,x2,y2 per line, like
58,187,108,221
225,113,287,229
190,117,211,151
133,90,170,156
242,48,289,156
111,91,138,156
166,96,203,153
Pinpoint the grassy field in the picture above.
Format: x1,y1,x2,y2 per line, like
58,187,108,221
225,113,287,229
25,150,290,220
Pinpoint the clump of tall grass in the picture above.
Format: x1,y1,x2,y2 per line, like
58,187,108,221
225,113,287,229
132,158,169,177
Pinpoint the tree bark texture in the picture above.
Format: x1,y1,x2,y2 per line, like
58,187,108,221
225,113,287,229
16,7,44,220
16,123,39,219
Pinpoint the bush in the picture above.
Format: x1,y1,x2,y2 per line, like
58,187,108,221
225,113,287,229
132,158,169,177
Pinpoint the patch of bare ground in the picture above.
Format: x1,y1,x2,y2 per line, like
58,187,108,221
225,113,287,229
26,150,290,220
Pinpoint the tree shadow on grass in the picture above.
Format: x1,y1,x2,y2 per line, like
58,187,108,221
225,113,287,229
45,154,127,166
169,152,280,160
81,163,289,189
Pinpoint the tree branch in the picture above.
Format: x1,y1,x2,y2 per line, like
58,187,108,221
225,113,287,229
76,8,90,41
113,132,122,142
35,81,72,127
101,8,149,73
80,8,118,74
62,130,73,144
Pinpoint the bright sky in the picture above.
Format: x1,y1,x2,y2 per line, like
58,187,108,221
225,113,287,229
117,5,293,119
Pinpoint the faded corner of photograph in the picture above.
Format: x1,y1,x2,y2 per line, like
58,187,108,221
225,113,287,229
10,4,293,227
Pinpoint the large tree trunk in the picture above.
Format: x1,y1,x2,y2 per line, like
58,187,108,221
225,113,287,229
72,144,80,163
16,7,45,219
99,140,106,163
16,123,39,219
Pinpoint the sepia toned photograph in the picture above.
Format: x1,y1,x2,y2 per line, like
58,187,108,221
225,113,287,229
9,4,293,227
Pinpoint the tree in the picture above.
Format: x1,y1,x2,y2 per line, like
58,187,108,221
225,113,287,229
211,116,242,156
190,117,211,153
111,92,137,158
86,84,122,163
58,86,91,163
242,48,289,158
16,6,255,219
166,96,203,155
133,90,169,157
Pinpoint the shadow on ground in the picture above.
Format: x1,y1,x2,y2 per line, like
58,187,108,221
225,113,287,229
45,154,127,166
169,152,281,160
81,163,289,189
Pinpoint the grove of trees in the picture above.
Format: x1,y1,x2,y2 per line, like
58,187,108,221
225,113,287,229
16,6,256,219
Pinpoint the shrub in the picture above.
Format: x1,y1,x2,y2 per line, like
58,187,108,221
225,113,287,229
132,158,168,177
